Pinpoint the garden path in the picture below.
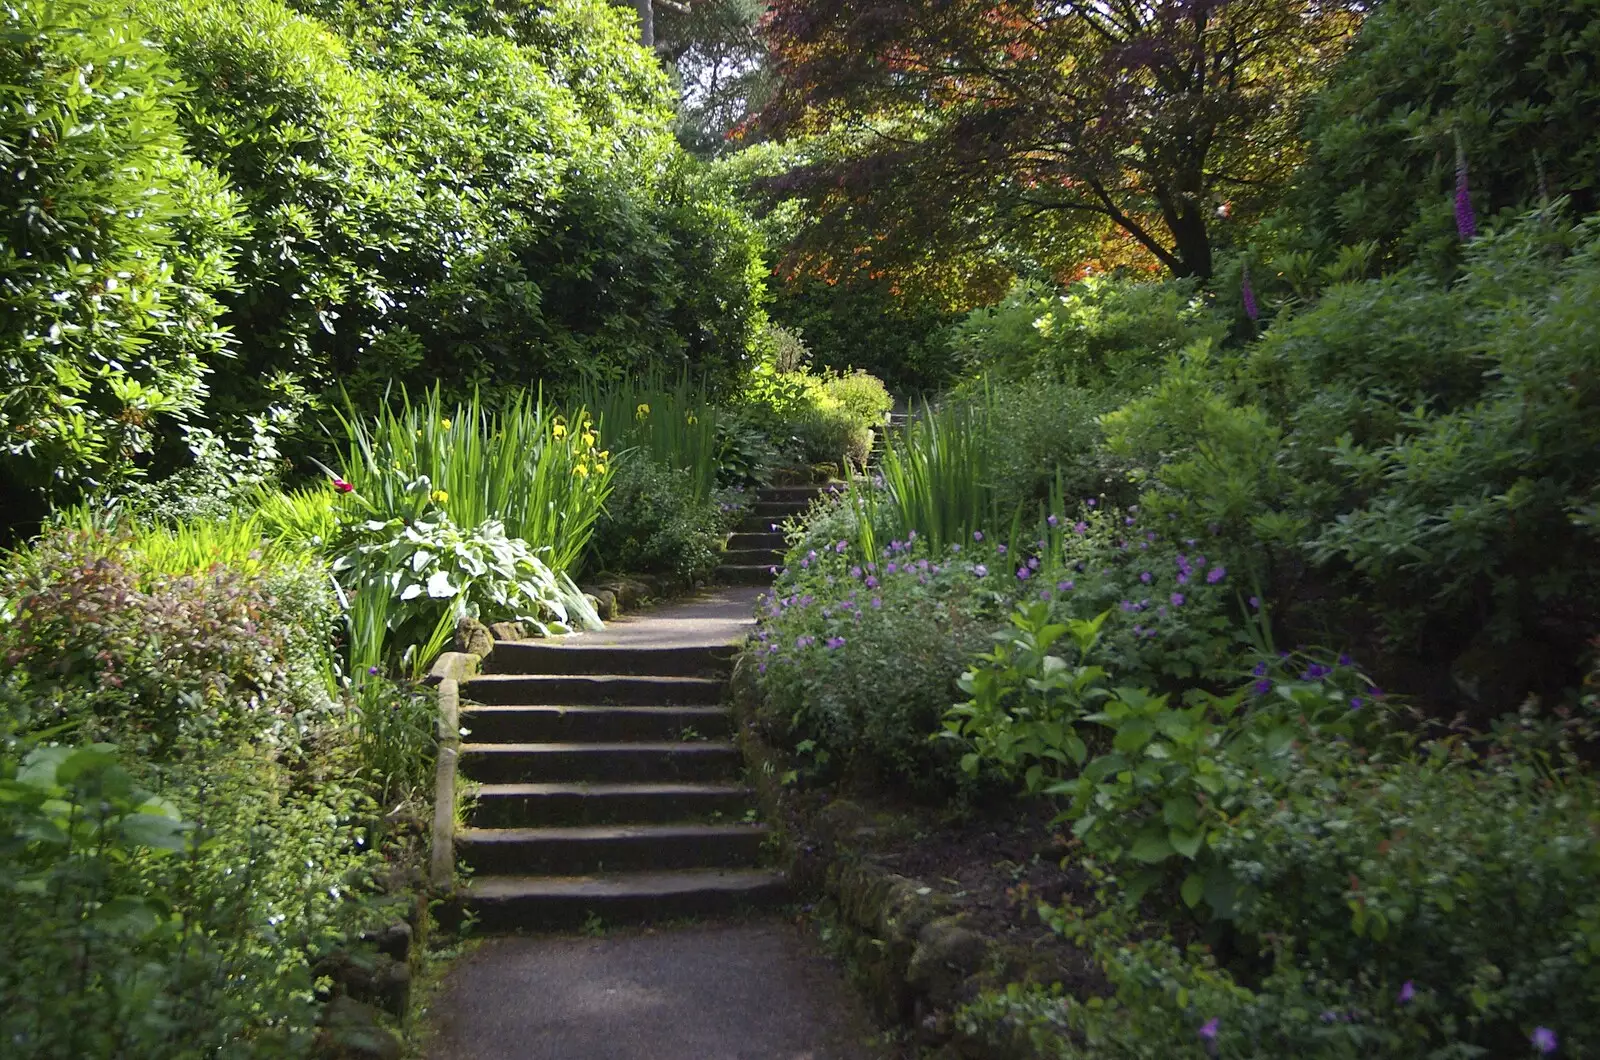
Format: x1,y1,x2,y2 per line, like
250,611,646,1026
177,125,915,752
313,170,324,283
429,489,883,1058
423,920,881,1060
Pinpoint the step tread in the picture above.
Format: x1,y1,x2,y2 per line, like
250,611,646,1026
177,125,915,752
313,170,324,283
466,673,724,686
461,704,729,716
459,822,769,843
475,781,749,798
461,741,738,754
467,868,785,900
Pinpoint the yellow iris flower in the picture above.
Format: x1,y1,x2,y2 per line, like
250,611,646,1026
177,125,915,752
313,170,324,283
552,423,568,438
573,463,589,477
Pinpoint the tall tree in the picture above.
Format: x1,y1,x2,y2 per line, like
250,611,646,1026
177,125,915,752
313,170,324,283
756,0,1359,279
618,0,770,153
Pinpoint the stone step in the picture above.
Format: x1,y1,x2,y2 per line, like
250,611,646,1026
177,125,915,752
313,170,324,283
460,742,742,784
465,868,789,931
725,531,786,552
484,643,736,678
737,513,795,534
460,704,731,744
752,500,814,519
721,547,783,567
457,823,770,875
757,484,833,502
470,782,753,827
462,673,724,706
714,564,775,586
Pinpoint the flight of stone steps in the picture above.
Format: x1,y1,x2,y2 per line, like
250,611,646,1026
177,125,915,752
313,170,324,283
715,484,830,585
457,640,785,930
867,411,909,466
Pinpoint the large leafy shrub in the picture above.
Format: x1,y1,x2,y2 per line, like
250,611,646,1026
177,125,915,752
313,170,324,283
949,276,1227,391
956,709,1600,1059
0,0,243,519
1296,0,1600,268
0,530,378,1058
1253,215,1600,669
128,0,766,416
588,455,738,587
2,528,338,755
736,346,892,469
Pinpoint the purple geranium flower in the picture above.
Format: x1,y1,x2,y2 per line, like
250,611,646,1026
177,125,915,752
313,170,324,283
1248,595,1261,609
865,576,879,589
835,540,848,553
1350,696,1364,710
1398,981,1415,1005
1198,1017,1219,1043
825,636,846,650
871,596,882,609
1206,566,1227,584
973,564,988,577
1173,593,1187,607
973,530,984,542
1074,521,1088,534
1017,566,1031,580
1140,571,1153,584
1059,580,1075,592
1047,514,1060,527
1255,679,1272,695
1531,1027,1558,1054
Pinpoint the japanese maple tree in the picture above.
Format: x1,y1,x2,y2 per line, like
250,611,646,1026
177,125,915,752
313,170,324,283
756,0,1359,279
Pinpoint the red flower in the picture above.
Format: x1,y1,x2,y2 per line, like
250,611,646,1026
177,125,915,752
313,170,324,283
332,478,354,494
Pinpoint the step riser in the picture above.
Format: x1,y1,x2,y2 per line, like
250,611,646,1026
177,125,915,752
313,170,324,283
484,644,736,678
463,676,724,706
757,486,831,502
752,502,814,519
466,880,789,932
461,707,730,743
462,748,741,784
471,789,752,828
459,831,767,875
715,565,774,586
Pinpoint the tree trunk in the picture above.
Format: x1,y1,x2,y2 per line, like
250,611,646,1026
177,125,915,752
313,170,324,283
1167,206,1212,279
635,0,654,47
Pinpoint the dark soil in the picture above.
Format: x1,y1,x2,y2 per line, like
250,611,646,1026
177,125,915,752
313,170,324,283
802,788,1105,998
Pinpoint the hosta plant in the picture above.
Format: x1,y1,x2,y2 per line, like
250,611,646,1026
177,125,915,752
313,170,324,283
335,509,599,667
